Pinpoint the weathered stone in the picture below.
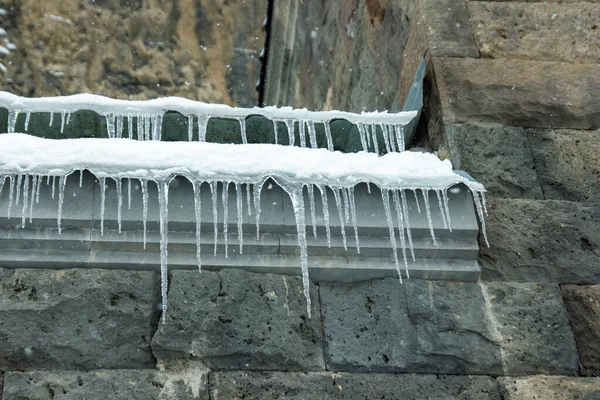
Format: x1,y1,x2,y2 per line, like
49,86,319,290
0,268,159,370
527,128,600,202
499,376,600,400
3,365,209,400
211,371,501,400
152,269,324,371
0,0,265,106
320,278,578,375
434,57,600,130
562,285,600,377
445,123,543,199
469,2,600,64
480,198,600,284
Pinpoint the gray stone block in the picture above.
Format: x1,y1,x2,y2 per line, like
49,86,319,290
152,269,325,371
210,371,501,400
498,376,600,400
3,366,208,400
445,123,543,199
0,268,159,370
480,198,600,284
527,128,600,202
562,285,600,376
320,278,578,375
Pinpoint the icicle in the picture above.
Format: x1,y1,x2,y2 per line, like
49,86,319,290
24,112,31,132
400,190,415,262
157,180,170,321
370,124,379,155
235,183,243,254
316,185,332,248
348,187,360,253
144,116,151,141
34,174,41,204
324,121,334,151
127,178,132,210
366,182,371,194
412,189,421,213
116,178,123,233
210,181,218,256
21,174,29,228
285,119,295,146
333,188,347,250
116,114,123,139
197,115,209,142
0,175,5,200
473,191,490,247
57,175,66,234
422,189,437,245
15,174,22,205
141,179,148,249
272,120,279,144
238,118,247,144
436,189,448,230
99,177,106,235
381,189,403,283
307,184,317,239
153,114,163,141
28,175,37,223
342,187,350,224
391,190,409,274
104,113,113,138
79,169,83,188
187,115,194,141
442,189,452,232
246,183,252,216
357,123,368,151
8,110,19,133
193,181,202,271
137,115,144,140
253,179,265,240
127,115,133,139
299,120,307,148
380,123,391,153
7,175,14,219
394,124,405,152
66,111,72,126
51,175,56,200
481,191,489,216
387,125,397,153
307,120,317,148
49,112,54,127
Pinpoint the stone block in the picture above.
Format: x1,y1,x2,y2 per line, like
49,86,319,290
445,123,543,199
562,285,600,376
0,268,159,370
2,365,208,400
320,278,578,375
479,198,600,284
498,376,600,400
469,2,600,64
528,128,600,202
151,269,324,371
210,371,501,400
434,58,600,130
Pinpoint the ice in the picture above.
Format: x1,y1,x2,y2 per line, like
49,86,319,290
370,124,379,155
35,175,41,204
15,174,22,205
99,177,106,235
348,187,360,253
412,189,421,213
342,187,350,223
60,111,67,133
7,175,14,218
24,112,31,132
473,191,490,247
210,181,218,255
157,180,170,321
442,189,452,232
400,190,415,262
116,178,123,233
381,189,403,283
79,169,83,187
332,188,347,250
127,115,133,139
187,115,194,141
394,124,405,152
380,123,391,153
253,179,266,239
197,115,209,142
235,182,243,254
391,190,409,274
307,184,317,239
422,189,437,245
141,179,148,249
49,112,54,127
481,191,488,216
127,178,132,209
299,120,307,148
51,175,55,200
238,118,247,144
193,181,202,271
0,175,5,200
116,115,123,139
272,120,279,144
29,175,37,223
436,189,448,230
21,174,29,228
324,121,333,151
57,175,66,234
307,120,317,148
222,181,230,258
316,184,332,248
246,183,252,216
7,110,18,133
285,119,295,146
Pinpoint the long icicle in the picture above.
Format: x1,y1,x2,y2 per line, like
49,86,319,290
157,180,170,321
28,175,37,223
210,181,218,255
436,189,448,230
285,119,295,146
307,120,317,148
324,121,333,151
272,120,279,144
442,188,453,232
473,191,490,247
222,181,230,258
348,187,360,253
127,178,132,210
235,183,243,254
317,184,332,248
238,118,247,144
392,190,409,277
21,174,30,228
246,183,252,216
188,115,194,141
307,184,318,239
333,188,347,250
400,190,416,262
141,179,148,249
99,177,106,235
7,175,15,219
15,174,22,205
422,189,437,245
8,110,19,133
197,115,209,142
116,178,123,233
253,179,265,240
193,181,202,272
381,189,403,283
342,186,350,223
57,175,66,234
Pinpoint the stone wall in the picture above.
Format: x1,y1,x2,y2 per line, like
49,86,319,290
1,0,600,399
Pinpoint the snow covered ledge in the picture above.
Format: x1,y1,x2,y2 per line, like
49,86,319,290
0,134,487,319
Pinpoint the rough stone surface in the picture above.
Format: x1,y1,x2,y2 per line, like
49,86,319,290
210,371,501,400
2,365,209,400
152,269,324,371
480,198,600,284
320,278,578,375
469,2,600,64
528,128,600,202
562,285,600,377
434,57,600,130
445,123,543,199
499,376,600,400
0,268,159,370
0,0,265,106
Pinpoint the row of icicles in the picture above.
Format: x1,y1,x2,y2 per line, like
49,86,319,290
6,110,406,153
0,172,489,319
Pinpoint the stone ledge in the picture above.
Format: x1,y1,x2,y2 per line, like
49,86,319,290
480,198,600,284
210,371,500,400
434,57,600,129
320,278,578,375
2,366,208,400
562,285,600,377
0,268,159,370
151,269,325,371
498,375,600,400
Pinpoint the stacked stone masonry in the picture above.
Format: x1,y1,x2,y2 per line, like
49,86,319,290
1,0,600,398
